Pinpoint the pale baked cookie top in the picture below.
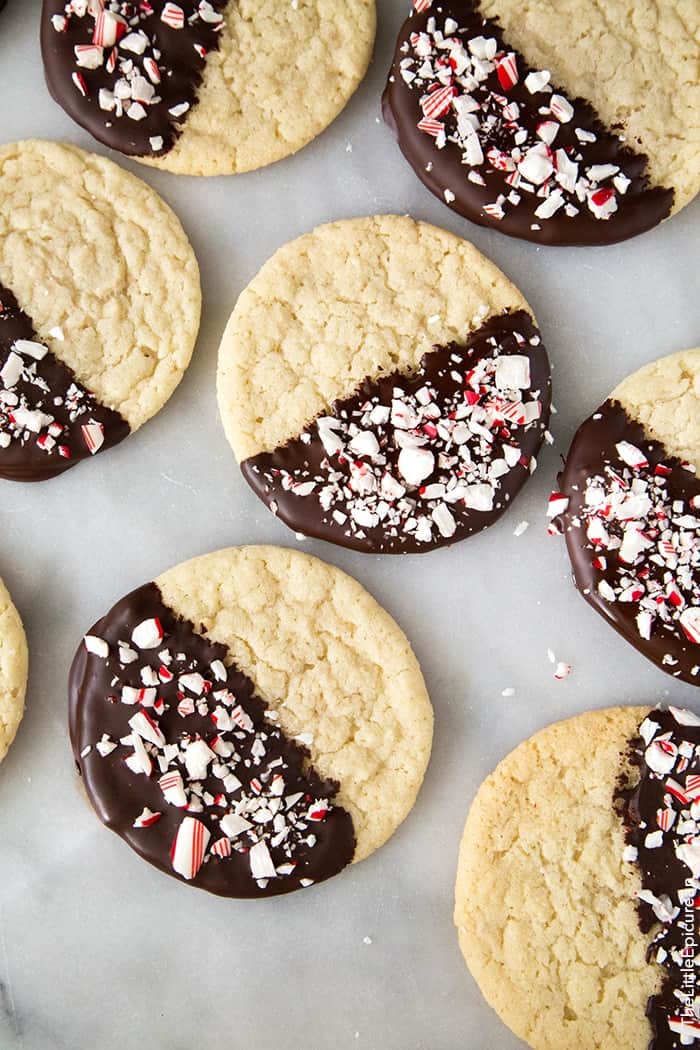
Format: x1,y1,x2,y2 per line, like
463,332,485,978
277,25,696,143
0,575,28,765
69,546,433,896
552,347,700,685
455,706,659,1050
42,1,376,175
0,141,200,433
218,214,550,553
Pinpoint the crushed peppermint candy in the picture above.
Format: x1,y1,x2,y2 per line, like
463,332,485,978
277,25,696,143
619,708,700,1048
555,401,700,684
0,283,128,480
44,0,228,156
242,312,550,553
71,583,355,896
384,1,672,243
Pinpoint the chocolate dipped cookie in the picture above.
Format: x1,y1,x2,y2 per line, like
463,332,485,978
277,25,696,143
218,214,551,554
0,140,200,481
456,705,700,1049
69,546,433,897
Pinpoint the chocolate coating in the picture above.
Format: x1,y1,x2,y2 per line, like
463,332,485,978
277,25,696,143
618,708,700,1050
41,1,228,158
69,583,356,898
0,283,129,482
558,401,700,684
383,0,673,246
241,311,551,554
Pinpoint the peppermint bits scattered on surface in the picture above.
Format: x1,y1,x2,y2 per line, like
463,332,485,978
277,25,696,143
243,312,550,553
72,583,354,896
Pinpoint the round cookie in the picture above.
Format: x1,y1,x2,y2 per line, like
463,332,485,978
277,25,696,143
69,545,433,897
218,214,551,554
41,1,376,176
551,347,700,685
0,140,200,481
0,576,27,765
455,705,700,1049
383,0,700,245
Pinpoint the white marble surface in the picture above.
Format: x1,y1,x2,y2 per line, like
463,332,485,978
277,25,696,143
0,3,699,1048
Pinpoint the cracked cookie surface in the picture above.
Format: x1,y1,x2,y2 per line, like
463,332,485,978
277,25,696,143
611,348,700,475
0,576,27,765
137,0,376,175
156,546,433,862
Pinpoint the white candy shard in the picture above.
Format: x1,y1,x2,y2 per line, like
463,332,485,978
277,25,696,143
249,840,277,880
84,634,109,658
131,618,163,649
397,447,434,486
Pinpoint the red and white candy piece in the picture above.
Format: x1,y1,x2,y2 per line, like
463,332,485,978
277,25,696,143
131,617,163,649
645,737,678,776
133,807,161,828
547,492,569,517
679,608,700,645
615,441,649,470
92,11,127,47
81,421,104,454
74,44,104,69
128,710,165,748
171,816,210,880
160,2,185,29
210,837,232,858
495,53,518,90
159,770,188,808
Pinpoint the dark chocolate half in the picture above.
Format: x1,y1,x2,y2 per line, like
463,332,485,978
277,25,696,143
617,707,700,1049
556,401,700,684
241,310,551,554
0,282,129,482
383,0,673,246
41,1,228,159
69,582,356,898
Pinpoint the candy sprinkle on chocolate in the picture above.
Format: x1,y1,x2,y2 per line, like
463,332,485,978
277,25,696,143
555,400,700,685
619,707,700,1048
383,0,673,245
69,582,356,897
242,311,551,553
42,0,228,157
0,282,129,482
